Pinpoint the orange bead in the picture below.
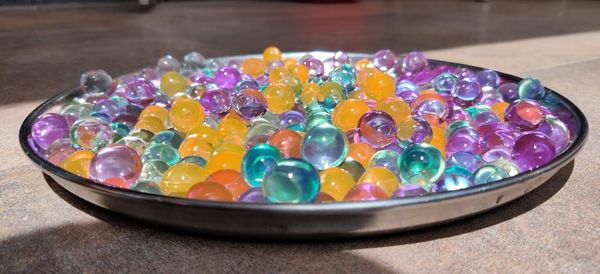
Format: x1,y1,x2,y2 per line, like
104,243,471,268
357,67,378,88
354,58,373,71
300,82,320,105
240,57,266,79
348,142,375,168
268,66,291,83
179,134,214,160
316,192,336,203
187,181,234,201
283,57,297,68
61,150,95,178
205,169,250,200
289,63,309,83
169,98,205,133
365,72,395,102
377,97,411,124
267,129,303,158
332,99,370,132
263,46,282,63
491,101,510,121
135,117,167,134
429,126,447,159
187,125,221,146
139,105,169,122
205,151,243,175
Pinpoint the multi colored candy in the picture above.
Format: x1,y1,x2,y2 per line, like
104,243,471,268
29,47,576,203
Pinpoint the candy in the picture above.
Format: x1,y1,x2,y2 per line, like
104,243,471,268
301,123,349,170
263,158,320,203
89,144,142,188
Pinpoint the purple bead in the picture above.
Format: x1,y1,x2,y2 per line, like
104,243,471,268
214,66,241,89
497,82,519,103
31,113,70,150
402,51,428,73
92,99,122,120
481,128,515,149
479,89,503,106
396,90,419,104
537,115,571,153
331,50,351,68
357,111,397,149
412,98,449,123
446,105,470,124
124,79,156,106
475,69,500,89
481,146,513,162
373,49,397,71
392,184,428,198
446,128,481,157
454,67,477,81
89,144,142,187
239,187,265,203
432,174,473,192
472,111,501,129
301,57,325,77
512,132,556,171
200,88,232,116
504,100,545,131
277,110,304,129
112,112,138,129
27,134,45,158
232,90,267,120
346,128,361,144
451,80,482,107
381,140,404,154
46,138,76,165
85,94,109,105
446,151,483,173
235,79,261,92
140,68,160,82
245,134,270,151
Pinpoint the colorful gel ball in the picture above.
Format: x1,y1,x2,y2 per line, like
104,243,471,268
263,158,320,203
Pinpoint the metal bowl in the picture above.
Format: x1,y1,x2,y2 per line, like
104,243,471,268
19,52,588,239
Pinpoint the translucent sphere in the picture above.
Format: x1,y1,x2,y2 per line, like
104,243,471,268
301,123,349,170
90,144,142,188
124,79,156,106
200,88,232,116
433,72,458,93
263,158,320,203
475,69,500,89
512,131,556,171
451,79,482,107
156,55,181,74
518,77,545,100
69,117,113,151
31,113,70,150
141,144,180,166
80,69,112,94
242,143,282,187
357,111,397,149
402,51,428,73
473,165,509,185
373,49,397,71
398,144,445,187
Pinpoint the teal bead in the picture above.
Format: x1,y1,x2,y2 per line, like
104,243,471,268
465,105,491,119
489,159,520,176
368,150,402,178
111,122,130,141
446,120,471,136
518,77,545,100
263,158,320,203
398,144,445,187
139,160,170,182
115,136,147,155
141,144,180,165
131,181,163,195
109,95,129,106
444,165,473,178
242,143,282,187
178,156,207,167
473,165,509,185
150,130,183,149
301,123,348,170
339,160,366,182
308,75,323,85
286,123,305,132
329,64,357,93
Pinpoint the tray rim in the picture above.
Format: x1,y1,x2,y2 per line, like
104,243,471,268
18,51,589,214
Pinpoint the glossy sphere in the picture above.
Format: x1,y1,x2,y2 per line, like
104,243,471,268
433,72,458,93
357,111,397,149
135,117,167,134
396,116,432,144
232,89,267,120
188,125,220,146
497,82,519,102
263,46,282,63
179,156,208,167
368,150,402,178
205,169,249,200
318,81,345,105
61,150,95,178
200,88,232,116
518,77,545,100
241,58,266,78
89,144,142,188
473,165,509,185
160,163,207,196
264,83,295,114
206,151,243,175
365,72,395,102
392,184,428,198
357,167,400,196
332,99,370,132
347,142,375,168
70,117,113,151
434,174,473,192
268,129,303,158
301,124,349,170
475,69,500,89
319,167,356,201
46,138,76,165
239,187,265,203
300,82,320,105
512,132,556,171
289,63,309,83
344,184,388,201
32,113,70,150
491,101,510,121
398,144,445,187
179,134,214,160
402,51,428,73
301,57,325,77
373,49,397,71
160,71,188,98
241,144,282,187
217,117,248,145
377,97,411,124
538,115,571,153
187,182,234,201
214,66,241,89
504,100,544,130
139,160,170,182
263,158,320,203
447,151,484,173
141,144,180,166
150,130,183,148
451,80,482,107
124,79,156,106
139,105,169,122
169,98,205,133
131,181,162,195
80,69,112,94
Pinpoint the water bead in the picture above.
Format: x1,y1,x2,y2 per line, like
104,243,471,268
316,192,336,203
129,128,155,143
396,115,432,145
504,100,544,131
434,174,473,192
268,129,303,158
319,167,356,201
179,135,214,160
232,89,267,120
446,151,484,173
32,113,70,150
357,167,399,196
124,79,156,106
331,51,351,68
398,144,445,187
444,165,473,178
239,187,265,203
263,158,320,203
301,57,325,77
157,55,181,74
472,165,509,185
70,117,113,151
300,82,320,105
491,101,510,121
115,136,147,155
392,184,428,198
46,138,76,165
264,83,295,114
241,58,266,79
169,98,205,133
446,126,481,157
433,72,458,93
139,105,169,122
89,144,142,188
150,130,183,148
537,115,571,153
332,99,370,132
365,72,395,102
141,144,180,166
205,169,250,200
277,110,304,129
518,77,545,100
301,123,349,170
61,150,95,178
344,183,388,201
376,97,411,124
451,79,482,107
373,49,397,71
200,88,232,116
139,160,170,182
214,66,241,89
475,69,500,89
135,117,167,134
368,150,402,178
357,111,397,149
187,182,234,201
402,51,428,73
347,142,375,169
80,69,112,94
318,82,345,105
512,131,556,171
217,117,248,145
160,162,207,196
92,99,122,120
183,51,206,69
206,151,243,175
160,71,188,98
263,46,282,63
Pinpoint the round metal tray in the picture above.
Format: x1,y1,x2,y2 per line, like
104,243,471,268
19,52,588,239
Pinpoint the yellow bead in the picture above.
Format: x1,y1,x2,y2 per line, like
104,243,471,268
263,46,282,63
268,67,291,83
377,97,411,124
160,163,207,195
188,125,221,146
264,83,295,114
320,167,356,201
396,116,420,141
277,74,303,97
289,63,309,83
318,82,344,102
61,150,95,178
160,71,188,98
213,142,245,156
348,89,368,100
347,142,375,168
240,57,266,79
217,117,248,138
365,72,395,102
357,167,400,196
139,105,169,123
491,101,510,122
135,117,167,134
205,151,243,175
300,82,320,105
179,134,214,160
332,99,370,132
283,58,297,68
354,58,373,71
357,67,379,89
169,98,205,133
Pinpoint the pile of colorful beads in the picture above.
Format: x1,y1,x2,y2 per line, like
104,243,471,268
28,47,576,203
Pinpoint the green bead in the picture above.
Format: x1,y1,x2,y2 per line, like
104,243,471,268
465,105,491,119
444,165,473,178
398,144,445,187
263,158,320,203
473,165,509,185
141,144,180,165
139,160,170,182
178,156,207,167
131,181,162,195
150,130,183,149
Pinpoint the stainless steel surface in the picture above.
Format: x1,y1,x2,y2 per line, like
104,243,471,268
19,52,588,239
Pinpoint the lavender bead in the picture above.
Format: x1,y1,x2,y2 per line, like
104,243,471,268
46,138,76,165
392,184,428,198
200,88,232,116
278,110,304,129
214,66,241,89
512,132,556,171
475,69,500,89
446,151,484,173
124,79,156,106
497,82,519,103
239,187,265,203
373,49,397,71
31,113,70,150
89,144,142,187
402,51,428,73
301,57,325,77
537,115,571,153
80,69,112,94
92,99,122,120
451,79,482,107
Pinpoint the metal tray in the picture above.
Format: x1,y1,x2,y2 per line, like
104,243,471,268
19,52,588,239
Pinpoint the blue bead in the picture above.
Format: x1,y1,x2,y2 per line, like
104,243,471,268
141,144,180,166
263,158,320,203
433,174,473,192
473,165,509,185
242,143,282,187
301,123,348,170
150,130,183,149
